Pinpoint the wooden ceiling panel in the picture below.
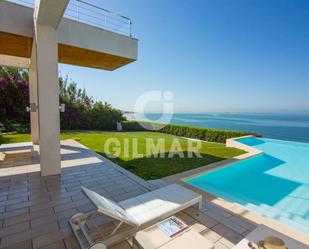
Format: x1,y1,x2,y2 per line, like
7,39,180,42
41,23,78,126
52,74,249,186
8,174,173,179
0,32,32,58
58,43,135,71
0,32,135,70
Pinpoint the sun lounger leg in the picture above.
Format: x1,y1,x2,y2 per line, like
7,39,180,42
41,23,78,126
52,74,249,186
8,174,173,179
198,196,203,210
31,146,35,158
69,212,97,249
81,224,95,246
111,221,124,235
69,218,88,249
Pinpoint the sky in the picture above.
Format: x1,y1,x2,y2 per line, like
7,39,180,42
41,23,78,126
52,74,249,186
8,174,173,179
59,0,309,113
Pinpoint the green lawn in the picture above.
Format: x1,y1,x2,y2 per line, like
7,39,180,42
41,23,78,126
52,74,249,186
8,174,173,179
0,131,244,179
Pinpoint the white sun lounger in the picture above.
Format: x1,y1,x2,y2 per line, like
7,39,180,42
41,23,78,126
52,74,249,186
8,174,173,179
0,142,33,153
69,184,202,249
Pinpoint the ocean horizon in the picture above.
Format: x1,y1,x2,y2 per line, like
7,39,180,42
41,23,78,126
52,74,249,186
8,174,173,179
126,112,309,143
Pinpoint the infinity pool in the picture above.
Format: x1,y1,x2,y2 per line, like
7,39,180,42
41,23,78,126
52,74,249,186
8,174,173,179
186,137,309,235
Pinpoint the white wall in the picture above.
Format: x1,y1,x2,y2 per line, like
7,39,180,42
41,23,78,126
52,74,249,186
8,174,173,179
0,1,138,61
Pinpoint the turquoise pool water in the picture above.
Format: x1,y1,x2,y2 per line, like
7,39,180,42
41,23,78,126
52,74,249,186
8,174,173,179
186,137,309,235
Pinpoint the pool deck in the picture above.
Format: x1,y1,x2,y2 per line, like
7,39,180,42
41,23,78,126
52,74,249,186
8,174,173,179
0,139,307,249
0,140,264,249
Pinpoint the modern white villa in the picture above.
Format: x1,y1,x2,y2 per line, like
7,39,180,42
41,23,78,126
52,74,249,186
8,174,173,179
0,1,308,249
0,0,137,176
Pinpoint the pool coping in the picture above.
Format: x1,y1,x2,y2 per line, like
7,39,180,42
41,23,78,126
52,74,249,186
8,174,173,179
164,135,309,246
164,135,262,182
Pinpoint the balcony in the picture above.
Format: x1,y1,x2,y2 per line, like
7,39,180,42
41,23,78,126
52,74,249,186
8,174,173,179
9,0,132,37
0,0,137,70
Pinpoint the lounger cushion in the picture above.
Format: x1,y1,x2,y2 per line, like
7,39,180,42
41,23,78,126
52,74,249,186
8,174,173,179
82,184,201,227
81,186,138,226
0,142,33,152
119,184,201,225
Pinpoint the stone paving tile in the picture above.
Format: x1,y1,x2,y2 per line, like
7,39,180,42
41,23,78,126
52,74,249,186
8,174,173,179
1,239,32,249
32,230,64,249
211,223,244,245
37,240,66,249
202,201,233,218
0,210,4,217
218,237,236,248
184,207,219,228
204,210,248,234
0,140,258,249
214,242,230,249
176,211,199,226
0,207,28,220
0,196,28,208
0,220,30,237
1,222,59,248
200,227,222,243
30,214,57,228
3,208,54,227
53,199,88,213
5,200,31,212
228,215,258,232
63,234,79,249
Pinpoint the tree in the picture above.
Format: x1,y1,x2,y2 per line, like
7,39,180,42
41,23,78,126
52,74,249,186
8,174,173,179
59,76,93,108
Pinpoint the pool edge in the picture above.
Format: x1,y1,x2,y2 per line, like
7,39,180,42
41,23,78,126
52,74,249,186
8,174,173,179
164,135,309,246
165,135,263,183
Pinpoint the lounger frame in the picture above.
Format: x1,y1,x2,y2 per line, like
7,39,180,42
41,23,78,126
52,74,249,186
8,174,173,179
69,187,202,249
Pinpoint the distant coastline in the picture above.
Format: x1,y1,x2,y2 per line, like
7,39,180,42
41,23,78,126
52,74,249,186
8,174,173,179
125,112,309,143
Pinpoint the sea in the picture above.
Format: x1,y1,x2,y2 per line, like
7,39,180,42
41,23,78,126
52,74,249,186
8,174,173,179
127,113,309,143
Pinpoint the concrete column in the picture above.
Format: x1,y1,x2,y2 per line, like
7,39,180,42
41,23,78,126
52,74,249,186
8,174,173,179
35,24,61,176
29,41,40,145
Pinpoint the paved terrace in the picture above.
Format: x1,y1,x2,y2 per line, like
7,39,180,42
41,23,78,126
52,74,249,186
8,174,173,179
0,140,258,249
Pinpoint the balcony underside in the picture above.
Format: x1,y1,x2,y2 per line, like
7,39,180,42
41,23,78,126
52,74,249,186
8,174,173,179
0,32,32,59
0,32,134,70
58,44,134,70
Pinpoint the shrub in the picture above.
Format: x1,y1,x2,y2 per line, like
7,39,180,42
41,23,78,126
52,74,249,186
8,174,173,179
121,121,162,131
90,101,124,130
122,121,252,143
59,76,125,130
0,67,125,131
0,67,30,132
121,120,138,131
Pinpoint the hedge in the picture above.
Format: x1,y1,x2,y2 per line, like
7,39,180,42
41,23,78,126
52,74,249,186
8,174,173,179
122,121,256,143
